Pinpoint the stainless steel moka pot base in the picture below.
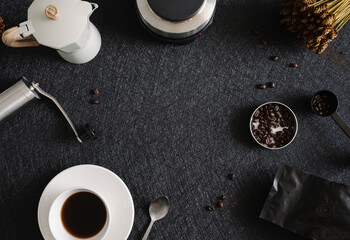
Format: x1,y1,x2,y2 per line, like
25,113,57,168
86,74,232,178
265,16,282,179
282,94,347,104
0,77,95,142
136,0,217,43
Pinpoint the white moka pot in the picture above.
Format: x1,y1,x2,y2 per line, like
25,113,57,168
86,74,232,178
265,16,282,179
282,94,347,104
2,0,101,64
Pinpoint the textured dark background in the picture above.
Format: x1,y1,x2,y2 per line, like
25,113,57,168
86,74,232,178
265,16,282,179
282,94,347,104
0,0,350,239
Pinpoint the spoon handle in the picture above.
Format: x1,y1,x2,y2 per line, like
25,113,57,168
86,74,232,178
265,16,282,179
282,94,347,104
331,112,350,138
142,220,154,240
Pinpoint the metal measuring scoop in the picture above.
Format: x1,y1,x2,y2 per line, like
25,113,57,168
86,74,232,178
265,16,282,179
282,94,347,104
311,90,350,138
142,196,170,240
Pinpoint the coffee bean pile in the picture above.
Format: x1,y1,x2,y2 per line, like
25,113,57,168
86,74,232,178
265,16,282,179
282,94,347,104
312,94,330,115
0,17,5,36
206,175,235,212
251,103,296,148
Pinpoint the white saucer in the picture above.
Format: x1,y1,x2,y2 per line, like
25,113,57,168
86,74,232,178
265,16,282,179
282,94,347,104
38,165,134,240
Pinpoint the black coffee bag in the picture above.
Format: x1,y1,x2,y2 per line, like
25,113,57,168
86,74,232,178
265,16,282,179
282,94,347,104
260,164,350,240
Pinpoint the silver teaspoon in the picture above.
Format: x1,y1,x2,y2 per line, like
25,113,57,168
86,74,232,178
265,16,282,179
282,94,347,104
142,196,170,240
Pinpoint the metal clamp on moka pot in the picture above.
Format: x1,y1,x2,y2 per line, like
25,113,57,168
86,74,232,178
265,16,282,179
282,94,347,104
0,77,96,142
136,0,217,43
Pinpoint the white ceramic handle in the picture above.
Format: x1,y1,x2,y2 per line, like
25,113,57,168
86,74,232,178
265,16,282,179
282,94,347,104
90,3,98,14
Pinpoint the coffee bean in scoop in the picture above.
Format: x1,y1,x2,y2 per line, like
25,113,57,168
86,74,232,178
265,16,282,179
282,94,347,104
217,202,224,208
312,94,330,115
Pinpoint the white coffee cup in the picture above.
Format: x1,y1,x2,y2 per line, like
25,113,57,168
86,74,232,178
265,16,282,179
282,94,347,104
48,187,111,240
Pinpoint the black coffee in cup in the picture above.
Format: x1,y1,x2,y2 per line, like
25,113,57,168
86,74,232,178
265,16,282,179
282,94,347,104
61,191,107,238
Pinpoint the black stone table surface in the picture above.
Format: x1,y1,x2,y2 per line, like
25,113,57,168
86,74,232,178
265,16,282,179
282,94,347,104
0,0,349,239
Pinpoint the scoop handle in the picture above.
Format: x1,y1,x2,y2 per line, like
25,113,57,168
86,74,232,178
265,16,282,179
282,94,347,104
331,112,350,138
142,220,154,240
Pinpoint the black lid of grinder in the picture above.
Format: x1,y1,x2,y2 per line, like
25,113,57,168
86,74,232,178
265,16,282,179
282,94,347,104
148,0,205,21
137,0,216,43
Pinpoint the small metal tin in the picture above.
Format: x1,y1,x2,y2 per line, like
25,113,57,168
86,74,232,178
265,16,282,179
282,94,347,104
249,101,298,150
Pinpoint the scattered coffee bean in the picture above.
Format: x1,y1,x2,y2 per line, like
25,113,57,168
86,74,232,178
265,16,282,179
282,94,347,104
257,82,275,90
217,202,224,208
260,40,268,45
257,84,267,89
229,174,235,180
91,99,99,104
222,195,229,200
0,17,5,36
312,94,331,116
251,103,296,148
290,63,298,68
271,56,279,61
252,29,260,35
207,206,214,211
93,88,99,95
